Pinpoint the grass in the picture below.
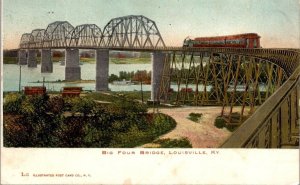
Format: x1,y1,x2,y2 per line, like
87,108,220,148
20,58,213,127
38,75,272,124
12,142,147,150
3,57,18,64
85,92,120,103
110,57,150,64
86,91,151,103
111,91,151,101
187,112,203,122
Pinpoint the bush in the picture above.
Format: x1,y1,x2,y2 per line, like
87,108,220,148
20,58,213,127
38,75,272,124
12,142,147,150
3,114,30,147
153,138,192,148
21,95,49,116
152,113,177,136
47,96,65,114
64,97,96,116
3,93,24,114
214,116,226,129
3,93,177,148
188,112,203,122
214,116,238,132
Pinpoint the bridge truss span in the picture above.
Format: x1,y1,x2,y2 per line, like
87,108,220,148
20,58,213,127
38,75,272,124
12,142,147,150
19,33,32,48
69,24,102,47
19,15,166,49
29,29,45,48
42,21,74,48
100,15,166,48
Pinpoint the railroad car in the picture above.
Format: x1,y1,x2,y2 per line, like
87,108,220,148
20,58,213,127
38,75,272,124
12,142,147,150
183,33,261,48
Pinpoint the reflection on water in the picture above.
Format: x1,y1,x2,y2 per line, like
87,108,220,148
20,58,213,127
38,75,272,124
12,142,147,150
3,63,267,92
3,63,152,92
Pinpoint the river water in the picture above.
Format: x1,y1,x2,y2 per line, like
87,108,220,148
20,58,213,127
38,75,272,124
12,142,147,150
3,63,152,92
3,63,267,92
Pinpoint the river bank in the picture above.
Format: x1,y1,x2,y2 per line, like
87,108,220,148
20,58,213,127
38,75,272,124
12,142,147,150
3,57,151,64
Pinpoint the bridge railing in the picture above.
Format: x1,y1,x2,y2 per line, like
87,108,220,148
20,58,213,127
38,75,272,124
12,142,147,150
221,65,300,148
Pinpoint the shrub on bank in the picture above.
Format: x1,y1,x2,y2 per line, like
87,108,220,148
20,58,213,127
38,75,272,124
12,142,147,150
214,116,238,132
3,93,24,114
188,112,203,122
214,116,226,129
3,93,177,148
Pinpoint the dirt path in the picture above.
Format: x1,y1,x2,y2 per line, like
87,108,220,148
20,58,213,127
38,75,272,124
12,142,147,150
145,106,236,148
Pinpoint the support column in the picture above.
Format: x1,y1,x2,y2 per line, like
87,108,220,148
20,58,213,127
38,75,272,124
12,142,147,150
18,50,27,65
65,48,81,81
27,50,37,68
151,52,166,101
41,49,53,73
96,49,109,91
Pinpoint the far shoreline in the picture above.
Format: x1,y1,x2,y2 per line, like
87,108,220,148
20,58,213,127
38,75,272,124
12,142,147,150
3,57,151,65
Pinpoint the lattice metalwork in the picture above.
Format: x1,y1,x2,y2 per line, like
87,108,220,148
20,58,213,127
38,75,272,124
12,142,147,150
69,24,102,47
19,33,32,48
222,66,300,148
42,21,74,47
100,15,166,48
159,51,288,123
29,29,45,48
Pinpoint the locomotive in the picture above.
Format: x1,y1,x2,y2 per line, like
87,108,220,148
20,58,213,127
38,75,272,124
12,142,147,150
183,33,261,48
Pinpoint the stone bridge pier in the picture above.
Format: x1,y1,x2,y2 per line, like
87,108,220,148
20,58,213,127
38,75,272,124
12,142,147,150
65,48,81,81
41,49,53,73
151,52,167,101
27,49,37,68
18,50,27,65
96,49,109,91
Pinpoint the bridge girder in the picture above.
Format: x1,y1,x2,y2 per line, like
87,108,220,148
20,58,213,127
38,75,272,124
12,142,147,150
29,29,45,48
43,21,74,48
69,24,102,47
19,33,32,48
19,15,166,49
100,15,166,48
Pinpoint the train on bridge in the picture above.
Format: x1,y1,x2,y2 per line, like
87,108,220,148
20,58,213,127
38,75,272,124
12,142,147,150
183,33,261,48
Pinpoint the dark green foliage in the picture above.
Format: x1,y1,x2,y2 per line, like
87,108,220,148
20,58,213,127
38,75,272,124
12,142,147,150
47,96,64,114
151,113,177,136
3,93,24,114
188,112,203,122
86,92,151,103
214,116,226,129
214,116,238,132
108,71,134,82
3,114,30,147
3,93,177,148
64,97,96,116
110,113,176,148
153,138,192,148
108,74,119,82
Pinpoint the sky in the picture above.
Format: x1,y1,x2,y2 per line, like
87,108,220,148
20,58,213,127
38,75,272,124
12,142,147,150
2,0,300,49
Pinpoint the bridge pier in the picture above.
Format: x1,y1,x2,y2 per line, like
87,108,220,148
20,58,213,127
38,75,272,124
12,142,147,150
151,52,166,101
41,49,53,73
27,49,37,68
18,50,27,65
65,48,81,81
96,49,109,91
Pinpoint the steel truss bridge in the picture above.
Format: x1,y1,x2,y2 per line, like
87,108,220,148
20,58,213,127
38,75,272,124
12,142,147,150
18,15,300,148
